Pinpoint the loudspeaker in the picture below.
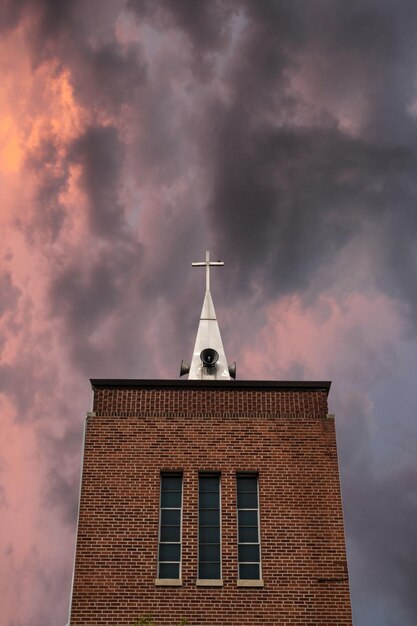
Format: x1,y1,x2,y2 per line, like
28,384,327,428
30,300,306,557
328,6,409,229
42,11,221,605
180,360,190,377
200,348,219,367
228,362,236,379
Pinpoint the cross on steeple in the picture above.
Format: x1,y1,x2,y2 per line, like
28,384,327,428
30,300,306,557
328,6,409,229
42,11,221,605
192,250,224,292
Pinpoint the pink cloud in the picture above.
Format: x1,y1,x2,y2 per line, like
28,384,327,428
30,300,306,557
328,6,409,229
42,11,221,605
240,291,403,386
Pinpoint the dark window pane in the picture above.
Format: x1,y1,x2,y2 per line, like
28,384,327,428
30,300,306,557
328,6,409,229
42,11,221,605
160,525,180,542
199,526,220,543
238,544,260,563
159,474,182,580
199,509,220,525
199,543,220,562
199,476,220,492
199,492,219,508
237,491,258,509
159,543,180,562
239,526,258,543
198,474,221,579
238,510,258,526
199,562,221,579
161,509,180,525
161,491,182,508
159,562,180,578
239,563,260,580
237,477,258,493
161,476,182,492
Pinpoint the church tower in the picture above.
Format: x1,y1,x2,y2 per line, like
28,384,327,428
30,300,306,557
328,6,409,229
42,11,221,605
68,253,352,625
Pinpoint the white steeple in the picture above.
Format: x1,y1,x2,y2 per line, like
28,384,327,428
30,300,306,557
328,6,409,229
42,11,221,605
181,251,235,381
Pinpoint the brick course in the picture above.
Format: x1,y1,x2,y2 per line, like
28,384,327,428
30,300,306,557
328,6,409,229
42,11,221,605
69,381,352,626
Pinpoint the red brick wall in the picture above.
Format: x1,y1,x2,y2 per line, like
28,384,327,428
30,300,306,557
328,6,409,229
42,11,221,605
69,383,352,626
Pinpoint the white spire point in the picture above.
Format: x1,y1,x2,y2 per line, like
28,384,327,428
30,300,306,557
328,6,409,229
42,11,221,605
188,251,231,380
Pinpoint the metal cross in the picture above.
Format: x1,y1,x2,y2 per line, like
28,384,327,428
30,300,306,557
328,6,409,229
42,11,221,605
192,250,224,291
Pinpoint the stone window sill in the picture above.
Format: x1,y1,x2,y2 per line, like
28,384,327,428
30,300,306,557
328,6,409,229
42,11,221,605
155,578,182,586
237,579,264,587
196,579,223,586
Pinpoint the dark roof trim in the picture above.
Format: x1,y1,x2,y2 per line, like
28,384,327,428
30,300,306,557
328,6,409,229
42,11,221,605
90,379,331,394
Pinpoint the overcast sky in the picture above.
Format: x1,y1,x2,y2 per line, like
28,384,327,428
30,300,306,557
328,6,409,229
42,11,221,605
1,1,417,625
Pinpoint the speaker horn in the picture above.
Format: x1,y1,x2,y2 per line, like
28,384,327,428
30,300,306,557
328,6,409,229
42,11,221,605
228,362,236,379
200,348,219,367
180,360,190,377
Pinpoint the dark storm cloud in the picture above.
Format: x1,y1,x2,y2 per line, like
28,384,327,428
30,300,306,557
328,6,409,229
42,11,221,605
69,125,127,238
128,0,417,318
0,271,21,317
128,0,230,50
19,138,69,244
335,390,417,624
0,0,81,47
73,41,147,111
38,416,84,525
128,0,233,78
0,362,43,420
44,469,79,525
2,0,147,111
345,457,417,623
0,0,26,33
44,459,80,526
48,236,143,374
123,0,417,317
193,1,417,305
50,253,122,332
207,115,417,298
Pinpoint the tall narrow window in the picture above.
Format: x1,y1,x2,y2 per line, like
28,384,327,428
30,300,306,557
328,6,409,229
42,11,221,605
158,473,183,579
237,474,261,580
198,474,221,580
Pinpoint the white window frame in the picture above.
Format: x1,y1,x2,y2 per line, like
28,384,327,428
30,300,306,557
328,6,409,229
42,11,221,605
197,472,223,584
236,473,262,583
157,472,183,581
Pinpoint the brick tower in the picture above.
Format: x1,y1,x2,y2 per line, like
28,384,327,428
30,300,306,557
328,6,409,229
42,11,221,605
68,253,352,625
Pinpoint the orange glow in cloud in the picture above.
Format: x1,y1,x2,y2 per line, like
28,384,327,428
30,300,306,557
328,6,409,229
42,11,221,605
0,116,23,172
0,23,98,626
0,22,83,156
26,63,85,154
0,26,86,232
0,29,84,177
